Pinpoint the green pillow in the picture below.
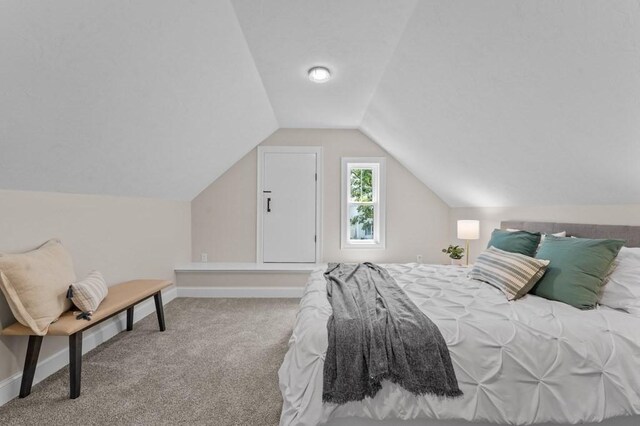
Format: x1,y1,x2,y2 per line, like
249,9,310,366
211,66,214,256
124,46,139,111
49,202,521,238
532,236,624,309
486,229,541,257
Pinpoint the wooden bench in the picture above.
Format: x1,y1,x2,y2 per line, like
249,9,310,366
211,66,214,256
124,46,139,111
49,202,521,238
1,279,171,399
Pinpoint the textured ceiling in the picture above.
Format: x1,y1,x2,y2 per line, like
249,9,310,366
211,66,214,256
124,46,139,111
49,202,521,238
231,0,417,128
361,0,640,207
0,0,277,200
2,0,640,206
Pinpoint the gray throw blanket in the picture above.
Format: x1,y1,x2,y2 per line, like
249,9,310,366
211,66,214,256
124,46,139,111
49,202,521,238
322,262,462,404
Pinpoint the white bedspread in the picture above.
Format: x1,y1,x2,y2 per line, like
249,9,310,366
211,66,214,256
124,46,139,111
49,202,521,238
278,264,640,426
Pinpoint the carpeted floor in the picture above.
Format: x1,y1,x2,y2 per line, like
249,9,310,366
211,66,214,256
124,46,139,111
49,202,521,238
0,298,300,426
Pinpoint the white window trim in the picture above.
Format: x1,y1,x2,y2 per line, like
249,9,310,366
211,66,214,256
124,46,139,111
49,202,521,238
341,157,386,249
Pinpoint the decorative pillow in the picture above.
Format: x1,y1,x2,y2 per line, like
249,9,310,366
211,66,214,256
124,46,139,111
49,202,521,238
487,229,541,257
469,247,550,300
0,239,75,335
533,236,624,309
541,231,566,241
507,229,566,247
69,271,108,313
599,247,640,315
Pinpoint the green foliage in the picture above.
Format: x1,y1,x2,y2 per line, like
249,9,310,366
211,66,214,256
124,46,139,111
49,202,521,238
349,168,375,238
350,205,374,236
442,244,465,260
350,168,373,202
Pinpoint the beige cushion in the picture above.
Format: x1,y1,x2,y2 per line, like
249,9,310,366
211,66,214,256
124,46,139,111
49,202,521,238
0,240,75,335
70,271,108,313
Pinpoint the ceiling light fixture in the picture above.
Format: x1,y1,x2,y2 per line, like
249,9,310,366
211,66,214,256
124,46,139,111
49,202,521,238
308,66,331,83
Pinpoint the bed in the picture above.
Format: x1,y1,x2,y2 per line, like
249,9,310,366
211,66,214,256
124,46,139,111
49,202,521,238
278,222,640,426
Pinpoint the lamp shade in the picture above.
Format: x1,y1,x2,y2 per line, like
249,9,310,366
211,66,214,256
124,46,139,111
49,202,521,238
457,220,480,240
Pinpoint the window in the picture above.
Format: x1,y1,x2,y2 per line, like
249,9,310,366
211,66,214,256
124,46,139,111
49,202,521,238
341,157,386,249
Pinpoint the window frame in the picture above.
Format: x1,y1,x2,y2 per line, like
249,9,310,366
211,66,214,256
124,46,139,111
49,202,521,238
341,157,386,249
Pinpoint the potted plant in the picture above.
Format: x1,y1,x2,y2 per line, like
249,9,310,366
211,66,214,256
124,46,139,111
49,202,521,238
442,245,465,265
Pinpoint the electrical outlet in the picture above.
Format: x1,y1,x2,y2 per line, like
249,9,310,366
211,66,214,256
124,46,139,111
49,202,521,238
416,254,423,264
201,253,208,263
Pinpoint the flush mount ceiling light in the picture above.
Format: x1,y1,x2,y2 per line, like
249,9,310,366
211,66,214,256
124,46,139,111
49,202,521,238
308,66,331,83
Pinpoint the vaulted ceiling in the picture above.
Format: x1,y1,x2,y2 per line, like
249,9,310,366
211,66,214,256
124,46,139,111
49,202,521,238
0,0,277,200
2,0,640,206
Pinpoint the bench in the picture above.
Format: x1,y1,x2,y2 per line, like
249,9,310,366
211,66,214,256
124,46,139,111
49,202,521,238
1,279,171,399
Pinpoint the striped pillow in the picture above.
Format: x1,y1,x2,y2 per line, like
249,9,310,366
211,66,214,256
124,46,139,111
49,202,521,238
469,247,550,300
69,271,108,313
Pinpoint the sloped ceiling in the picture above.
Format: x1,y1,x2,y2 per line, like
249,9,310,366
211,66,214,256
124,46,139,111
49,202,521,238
361,0,640,207
0,0,277,200
231,0,417,128
2,0,640,206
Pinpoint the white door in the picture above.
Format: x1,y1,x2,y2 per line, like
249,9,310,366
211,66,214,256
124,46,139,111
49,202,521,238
261,150,317,263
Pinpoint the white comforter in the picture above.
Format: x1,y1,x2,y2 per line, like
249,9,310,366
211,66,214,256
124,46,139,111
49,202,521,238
279,264,640,426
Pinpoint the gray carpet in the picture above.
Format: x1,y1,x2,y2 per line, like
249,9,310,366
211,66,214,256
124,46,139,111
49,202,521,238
0,298,300,426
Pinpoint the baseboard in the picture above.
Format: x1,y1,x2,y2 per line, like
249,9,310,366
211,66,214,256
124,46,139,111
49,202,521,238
0,286,177,407
177,286,304,298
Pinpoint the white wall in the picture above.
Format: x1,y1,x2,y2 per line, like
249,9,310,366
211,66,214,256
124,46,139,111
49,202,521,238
0,190,190,386
450,204,640,262
192,129,450,265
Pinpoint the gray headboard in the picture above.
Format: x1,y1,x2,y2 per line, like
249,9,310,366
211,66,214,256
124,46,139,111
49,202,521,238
500,221,640,248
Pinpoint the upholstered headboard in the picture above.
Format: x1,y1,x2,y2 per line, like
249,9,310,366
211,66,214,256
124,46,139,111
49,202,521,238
500,221,640,248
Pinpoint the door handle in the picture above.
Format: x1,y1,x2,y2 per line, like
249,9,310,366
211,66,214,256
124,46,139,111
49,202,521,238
267,197,271,212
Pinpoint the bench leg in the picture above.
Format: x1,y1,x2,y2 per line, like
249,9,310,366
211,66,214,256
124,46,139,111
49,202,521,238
69,331,83,399
19,335,43,398
126,306,134,331
154,291,166,332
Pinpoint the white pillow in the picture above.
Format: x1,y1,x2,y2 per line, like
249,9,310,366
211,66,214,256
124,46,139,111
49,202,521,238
506,229,566,246
542,231,566,241
600,247,640,315
69,271,108,313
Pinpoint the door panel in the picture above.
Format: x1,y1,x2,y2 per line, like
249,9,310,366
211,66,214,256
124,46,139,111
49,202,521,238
262,152,317,263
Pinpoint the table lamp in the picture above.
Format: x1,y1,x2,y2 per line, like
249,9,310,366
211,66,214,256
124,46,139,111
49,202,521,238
457,220,480,266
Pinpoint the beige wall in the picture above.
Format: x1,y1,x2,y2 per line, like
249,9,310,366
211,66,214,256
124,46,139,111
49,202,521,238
192,129,451,265
0,190,191,386
450,204,640,262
